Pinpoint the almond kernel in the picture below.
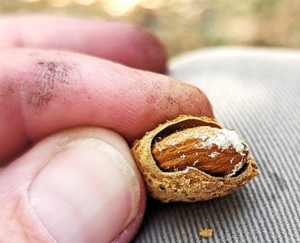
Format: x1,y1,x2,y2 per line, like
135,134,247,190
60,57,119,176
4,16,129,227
152,126,249,177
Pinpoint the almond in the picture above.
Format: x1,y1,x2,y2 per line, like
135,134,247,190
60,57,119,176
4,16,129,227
152,126,249,177
131,115,258,203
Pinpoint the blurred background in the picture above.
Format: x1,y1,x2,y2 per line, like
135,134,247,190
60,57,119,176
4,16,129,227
1,0,300,57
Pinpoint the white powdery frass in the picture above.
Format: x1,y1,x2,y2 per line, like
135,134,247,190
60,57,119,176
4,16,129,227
168,138,178,146
225,160,245,177
200,128,248,155
194,127,250,177
208,151,220,158
155,145,164,152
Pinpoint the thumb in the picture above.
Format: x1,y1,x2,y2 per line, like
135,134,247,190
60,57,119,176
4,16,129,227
0,127,146,243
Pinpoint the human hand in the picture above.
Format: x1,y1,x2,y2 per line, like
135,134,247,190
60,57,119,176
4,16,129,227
0,15,213,242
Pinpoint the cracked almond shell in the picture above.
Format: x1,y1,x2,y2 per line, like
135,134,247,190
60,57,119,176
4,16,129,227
131,115,258,203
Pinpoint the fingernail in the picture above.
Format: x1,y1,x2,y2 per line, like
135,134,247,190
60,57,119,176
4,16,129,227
28,138,141,243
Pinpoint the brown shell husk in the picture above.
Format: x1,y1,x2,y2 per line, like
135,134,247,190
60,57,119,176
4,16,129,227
131,115,258,203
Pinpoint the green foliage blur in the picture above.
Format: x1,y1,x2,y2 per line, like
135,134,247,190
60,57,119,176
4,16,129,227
1,0,300,57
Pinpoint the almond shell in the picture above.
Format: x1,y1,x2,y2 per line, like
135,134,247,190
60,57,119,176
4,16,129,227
131,115,258,203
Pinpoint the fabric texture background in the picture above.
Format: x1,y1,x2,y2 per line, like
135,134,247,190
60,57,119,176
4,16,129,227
133,47,300,243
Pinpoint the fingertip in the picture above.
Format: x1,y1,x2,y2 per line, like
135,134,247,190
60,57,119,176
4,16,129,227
119,24,168,73
0,14,167,73
0,127,146,242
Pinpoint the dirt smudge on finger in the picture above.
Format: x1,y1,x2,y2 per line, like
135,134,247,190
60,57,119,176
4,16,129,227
0,82,14,98
26,60,79,110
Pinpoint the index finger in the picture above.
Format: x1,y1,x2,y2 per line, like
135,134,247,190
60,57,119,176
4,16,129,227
0,48,213,163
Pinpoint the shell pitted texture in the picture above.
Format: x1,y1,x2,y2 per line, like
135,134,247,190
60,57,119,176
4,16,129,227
131,115,258,203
